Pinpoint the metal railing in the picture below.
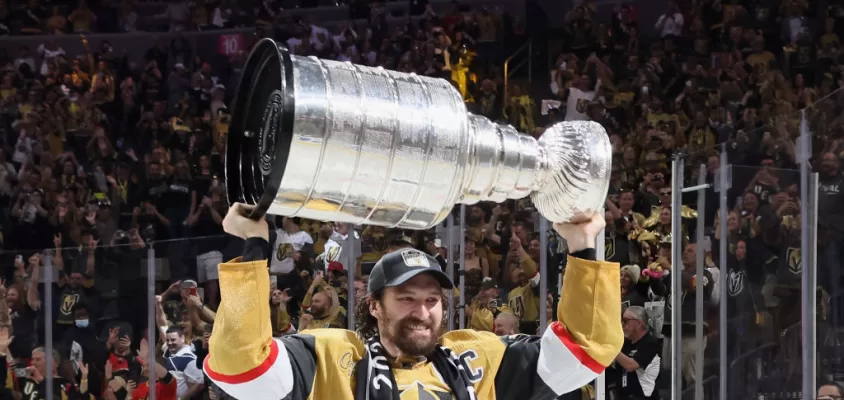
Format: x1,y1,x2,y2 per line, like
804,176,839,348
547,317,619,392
673,341,781,400
502,37,533,102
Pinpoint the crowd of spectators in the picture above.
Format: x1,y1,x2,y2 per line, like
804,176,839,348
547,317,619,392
0,0,303,34
0,0,842,399
0,0,448,35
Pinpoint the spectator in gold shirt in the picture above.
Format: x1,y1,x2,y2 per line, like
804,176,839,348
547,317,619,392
68,0,97,33
300,271,345,330
467,277,505,332
505,232,541,334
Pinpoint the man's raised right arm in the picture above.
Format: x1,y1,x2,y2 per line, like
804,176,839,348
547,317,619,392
203,205,317,400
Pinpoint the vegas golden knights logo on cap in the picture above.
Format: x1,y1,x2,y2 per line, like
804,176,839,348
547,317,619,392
401,249,430,268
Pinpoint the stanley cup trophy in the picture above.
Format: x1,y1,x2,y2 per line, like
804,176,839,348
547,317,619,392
226,39,612,228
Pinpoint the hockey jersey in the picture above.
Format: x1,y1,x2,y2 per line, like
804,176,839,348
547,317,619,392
203,252,622,400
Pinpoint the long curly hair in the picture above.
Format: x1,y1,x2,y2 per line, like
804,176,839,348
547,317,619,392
355,289,452,341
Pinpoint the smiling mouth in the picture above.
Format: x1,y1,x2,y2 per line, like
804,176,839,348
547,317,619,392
406,324,430,332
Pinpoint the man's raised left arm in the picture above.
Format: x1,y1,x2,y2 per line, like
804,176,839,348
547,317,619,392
487,215,624,400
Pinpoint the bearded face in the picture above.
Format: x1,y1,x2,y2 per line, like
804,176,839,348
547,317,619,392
374,274,445,357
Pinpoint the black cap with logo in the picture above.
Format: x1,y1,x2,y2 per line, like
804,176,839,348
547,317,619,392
385,229,415,247
367,249,454,294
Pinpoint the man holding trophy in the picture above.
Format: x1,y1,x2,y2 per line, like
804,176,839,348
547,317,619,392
204,39,623,400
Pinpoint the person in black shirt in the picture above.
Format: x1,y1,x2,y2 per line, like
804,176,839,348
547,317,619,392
59,303,110,399
611,4,637,51
788,31,815,84
20,347,92,400
52,268,99,348
613,306,661,400
621,265,646,312
133,201,170,241
133,161,171,242
649,243,713,385
605,213,633,266
186,187,226,309
160,160,193,239
19,1,48,34
190,154,216,204
4,282,37,360
11,188,50,251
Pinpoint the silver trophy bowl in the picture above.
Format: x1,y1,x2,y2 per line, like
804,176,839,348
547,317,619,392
226,39,611,229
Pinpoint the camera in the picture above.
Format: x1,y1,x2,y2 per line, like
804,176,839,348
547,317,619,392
114,230,129,245
140,223,157,242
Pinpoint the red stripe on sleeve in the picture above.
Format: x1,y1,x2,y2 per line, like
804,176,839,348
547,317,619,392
204,339,280,384
551,321,605,374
